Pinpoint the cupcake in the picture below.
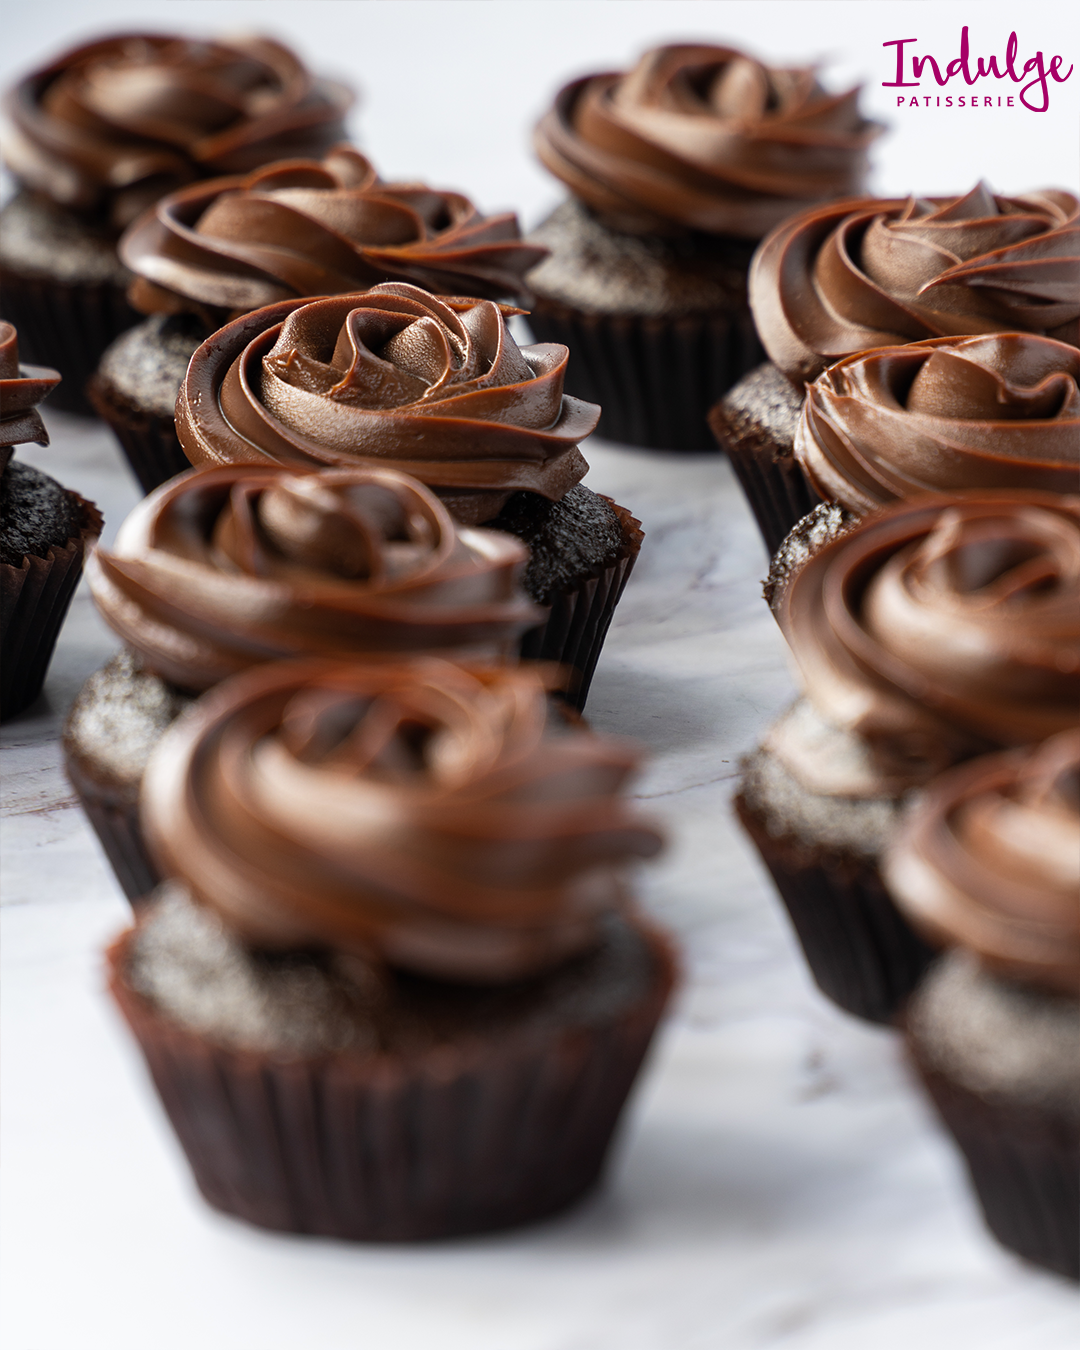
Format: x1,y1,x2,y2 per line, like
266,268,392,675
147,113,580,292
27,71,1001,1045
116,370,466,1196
175,283,642,703
527,43,881,449
711,184,1080,552
735,492,1080,1023
88,144,547,490
0,322,102,718
64,462,540,901
0,32,352,411
884,733,1079,1280
108,657,675,1239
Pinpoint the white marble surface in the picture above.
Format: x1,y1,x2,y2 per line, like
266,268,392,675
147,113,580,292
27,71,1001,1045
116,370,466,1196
3,416,1078,1350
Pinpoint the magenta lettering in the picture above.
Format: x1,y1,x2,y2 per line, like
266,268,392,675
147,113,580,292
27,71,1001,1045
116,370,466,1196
881,26,1074,110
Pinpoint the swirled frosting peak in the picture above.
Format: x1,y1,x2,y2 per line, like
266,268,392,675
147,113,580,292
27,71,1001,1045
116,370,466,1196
3,33,352,227
177,284,599,523
0,321,60,449
752,183,1080,384
796,334,1080,512
87,464,541,690
885,732,1080,994
781,493,1080,790
535,44,882,239
121,144,547,318
140,658,664,981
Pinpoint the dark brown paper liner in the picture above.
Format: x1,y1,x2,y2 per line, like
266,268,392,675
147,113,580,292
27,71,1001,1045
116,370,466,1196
527,298,762,451
0,268,139,416
523,498,642,710
735,793,935,1025
708,401,820,557
87,373,190,494
107,919,676,1241
0,495,102,719
909,1047,1079,1280
64,746,159,904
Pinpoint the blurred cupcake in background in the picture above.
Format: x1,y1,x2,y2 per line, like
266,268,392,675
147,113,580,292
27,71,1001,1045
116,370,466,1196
527,43,881,449
0,31,353,410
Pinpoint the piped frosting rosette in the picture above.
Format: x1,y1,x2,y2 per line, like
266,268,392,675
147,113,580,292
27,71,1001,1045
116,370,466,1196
176,283,599,523
120,145,547,319
751,184,1080,385
779,493,1080,791
0,320,60,450
2,33,352,227
883,731,1080,995
535,43,881,239
795,333,1080,513
141,658,664,981
87,464,541,691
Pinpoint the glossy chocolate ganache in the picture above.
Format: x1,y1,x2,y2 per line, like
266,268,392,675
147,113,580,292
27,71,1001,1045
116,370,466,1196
0,320,59,450
535,43,881,239
87,464,540,690
779,493,1080,791
752,183,1080,385
120,145,547,320
2,33,352,228
176,284,599,523
141,659,664,981
795,333,1080,513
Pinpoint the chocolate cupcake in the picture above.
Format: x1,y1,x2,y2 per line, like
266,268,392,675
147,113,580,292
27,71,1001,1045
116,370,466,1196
0,322,102,718
0,32,352,411
175,284,642,703
735,492,1080,1023
109,658,675,1240
64,462,540,901
527,43,881,449
884,733,1080,1280
89,145,546,490
711,184,1080,551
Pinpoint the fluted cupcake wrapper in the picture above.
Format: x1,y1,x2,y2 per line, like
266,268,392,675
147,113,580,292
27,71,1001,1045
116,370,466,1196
88,374,191,494
1,498,102,720
108,921,676,1241
735,793,936,1025
0,270,138,416
527,299,762,451
910,1052,1079,1281
64,749,158,904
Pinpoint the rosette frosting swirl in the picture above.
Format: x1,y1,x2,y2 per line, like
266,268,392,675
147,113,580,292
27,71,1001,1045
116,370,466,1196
121,145,547,318
87,464,540,691
2,33,352,228
0,321,60,449
796,334,1080,513
751,183,1080,385
535,44,881,239
780,493,1080,789
141,658,664,981
176,283,599,523
884,732,1080,994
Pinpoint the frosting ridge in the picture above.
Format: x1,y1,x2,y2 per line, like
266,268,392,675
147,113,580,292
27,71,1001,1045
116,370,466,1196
0,321,60,449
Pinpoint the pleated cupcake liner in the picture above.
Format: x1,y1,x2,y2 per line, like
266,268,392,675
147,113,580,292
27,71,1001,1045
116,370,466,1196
735,793,936,1025
708,405,821,558
910,1052,1079,1280
523,498,642,710
0,496,103,720
108,920,676,1241
87,374,191,494
0,269,139,416
63,747,159,904
526,298,763,451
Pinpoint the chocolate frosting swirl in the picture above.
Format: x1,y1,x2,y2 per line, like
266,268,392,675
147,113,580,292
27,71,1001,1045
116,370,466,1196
87,463,540,691
0,321,60,450
176,284,598,523
121,144,547,319
780,493,1080,791
884,732,1080,994
141,658,663,981
796,334,1080,513
3,33,352,228
751,183,1080,385
535,43,881,240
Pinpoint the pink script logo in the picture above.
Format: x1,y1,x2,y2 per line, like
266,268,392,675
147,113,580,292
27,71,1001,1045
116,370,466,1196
883,27,1073,111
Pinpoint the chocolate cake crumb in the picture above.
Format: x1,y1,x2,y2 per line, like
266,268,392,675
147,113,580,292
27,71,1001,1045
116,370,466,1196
763,500,858,611
0,191,130,287
489,484,626,604
1,459,82,565
96,313,208,419
713,361,803,453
